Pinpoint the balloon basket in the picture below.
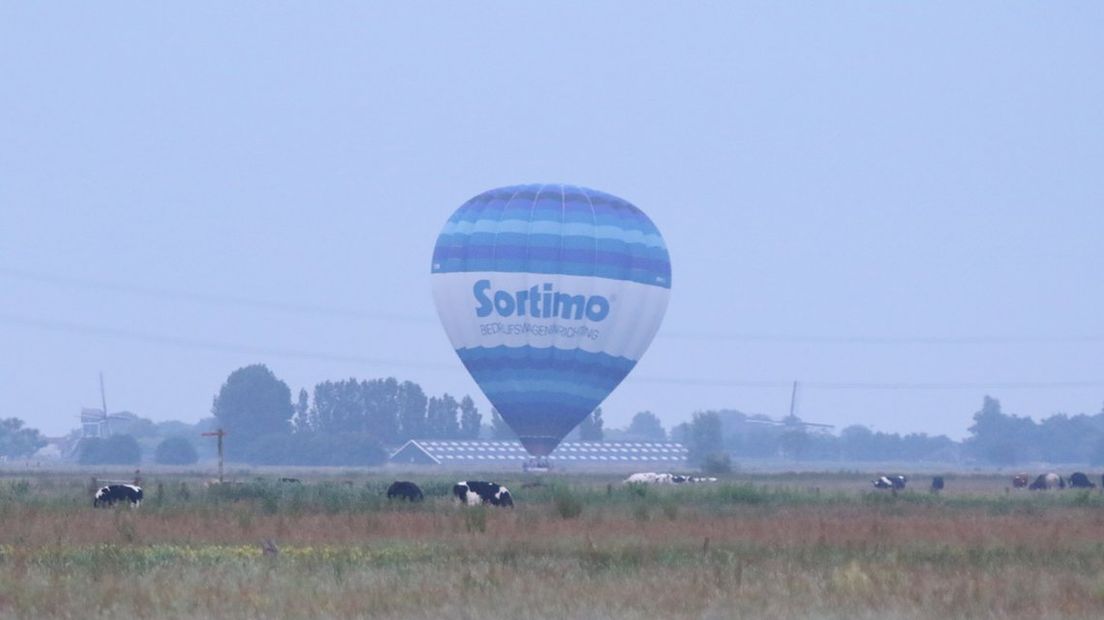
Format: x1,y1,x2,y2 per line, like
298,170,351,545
523,457,552,473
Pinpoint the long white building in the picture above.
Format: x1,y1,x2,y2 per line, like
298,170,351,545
389,440,687,470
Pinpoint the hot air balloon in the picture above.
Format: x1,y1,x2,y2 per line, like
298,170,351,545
431,184,671,461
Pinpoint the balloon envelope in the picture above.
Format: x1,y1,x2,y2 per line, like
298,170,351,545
431,184,671,456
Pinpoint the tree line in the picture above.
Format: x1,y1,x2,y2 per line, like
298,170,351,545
54,363,1104,468
666,397,1104,468
965,396,1104,465
212,364,609,465
70,363,604,466
300,378,482,441
211,364,488,465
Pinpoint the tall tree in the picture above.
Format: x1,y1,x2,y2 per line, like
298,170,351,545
293,388,311,432
965,396,1036,464
397,381,428,441
307,377,423,443
840,425,875,460
211,364,294,441
459,396,481,439
0,418,46,458
669,421,690,445
687,411,724,466
627,411,666,440
426,394,460,438
577,407,604,441
363,378,400,442
1037,413,1097,463
311,379,363,434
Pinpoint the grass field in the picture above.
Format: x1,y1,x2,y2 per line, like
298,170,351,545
2,470,1104,619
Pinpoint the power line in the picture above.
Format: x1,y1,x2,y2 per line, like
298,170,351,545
0,266,432,323
5,266,1103,345
0,312,454,370
634,376,1104,390
660,331,1104,344
3,312,1101,391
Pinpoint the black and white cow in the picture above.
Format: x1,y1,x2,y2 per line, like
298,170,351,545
93,484,143,507
873,475,907,490
453,480,513,507
386,481,424,502
1029,473,1065,490
1068,472,1095,489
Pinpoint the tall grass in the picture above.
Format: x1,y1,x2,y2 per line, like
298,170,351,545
2,471,1104,618
551,486,584,519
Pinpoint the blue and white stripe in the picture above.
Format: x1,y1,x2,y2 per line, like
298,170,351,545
432,184,671,288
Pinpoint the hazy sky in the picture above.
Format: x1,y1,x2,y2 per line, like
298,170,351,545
3,3,1102,439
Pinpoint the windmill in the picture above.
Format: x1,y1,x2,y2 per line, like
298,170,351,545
744,382,835,432
79,372,132,438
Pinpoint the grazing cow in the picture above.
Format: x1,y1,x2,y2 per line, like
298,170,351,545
93,484,143,507
279,477,302,484
931,476,945,492
453,481,513,507
1068,472,1095,489
1012,473,1030,488
386,481,424,502
873,475,907,490
625,472,673,485
1029,473,1065,490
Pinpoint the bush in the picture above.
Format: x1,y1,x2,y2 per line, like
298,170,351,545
701,452,733,474
154,436,199,465
552,488,584,519
78,435,141,465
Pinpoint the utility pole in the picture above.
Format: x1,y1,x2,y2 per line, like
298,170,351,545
201,428,227,483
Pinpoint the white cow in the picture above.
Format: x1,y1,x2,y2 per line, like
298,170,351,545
625,472,674,484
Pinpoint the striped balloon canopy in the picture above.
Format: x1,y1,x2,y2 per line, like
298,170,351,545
431,184,671,456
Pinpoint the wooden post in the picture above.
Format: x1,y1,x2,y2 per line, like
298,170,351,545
201,429,227,483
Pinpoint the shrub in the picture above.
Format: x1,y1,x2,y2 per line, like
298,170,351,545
154,436,198,465
702,452,733,474
552,488,584,519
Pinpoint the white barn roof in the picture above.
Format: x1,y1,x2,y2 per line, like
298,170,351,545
389,440,687,467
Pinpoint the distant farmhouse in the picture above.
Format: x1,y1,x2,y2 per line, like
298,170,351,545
389,440,688,470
